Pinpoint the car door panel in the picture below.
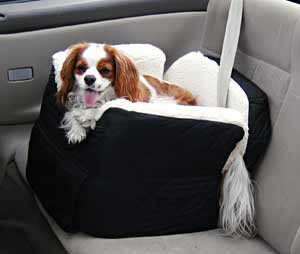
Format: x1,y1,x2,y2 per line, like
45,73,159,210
0,11,206,124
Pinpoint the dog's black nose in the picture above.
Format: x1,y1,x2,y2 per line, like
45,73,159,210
84,75,96,86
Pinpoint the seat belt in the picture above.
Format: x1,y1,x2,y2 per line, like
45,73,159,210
217,0,244,107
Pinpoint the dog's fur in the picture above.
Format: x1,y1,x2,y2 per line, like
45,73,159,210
57,43,197,143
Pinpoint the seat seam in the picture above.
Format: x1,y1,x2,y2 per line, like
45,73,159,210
291,224,300,254
286,96,300,254
236,49,290,76
274,15,300,133
235,49,291,127
288,16,300,254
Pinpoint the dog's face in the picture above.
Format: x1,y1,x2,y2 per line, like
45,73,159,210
73,44,115,108
57,43,141,108
57,43,115,108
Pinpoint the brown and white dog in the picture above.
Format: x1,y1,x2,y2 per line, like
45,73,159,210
57,42,197,144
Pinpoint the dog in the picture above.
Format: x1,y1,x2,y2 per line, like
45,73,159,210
56,42,197,144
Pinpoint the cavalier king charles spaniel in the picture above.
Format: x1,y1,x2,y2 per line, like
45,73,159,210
57,42,197,144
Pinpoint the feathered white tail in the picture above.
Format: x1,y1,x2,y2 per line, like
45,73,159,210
220,154,256,238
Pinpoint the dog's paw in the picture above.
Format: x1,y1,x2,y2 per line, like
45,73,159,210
67,125,87,144
73,108,99,129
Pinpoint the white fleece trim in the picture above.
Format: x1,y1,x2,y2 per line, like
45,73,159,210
52,49,69,91
164,51,249,126
99,98,246,128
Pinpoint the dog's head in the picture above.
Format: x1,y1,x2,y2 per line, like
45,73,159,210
56,43,141,108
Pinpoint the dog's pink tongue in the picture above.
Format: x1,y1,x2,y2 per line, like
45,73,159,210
84,90,99,108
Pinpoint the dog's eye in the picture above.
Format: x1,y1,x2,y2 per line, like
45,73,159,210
77,65,86,72
99,68,110,75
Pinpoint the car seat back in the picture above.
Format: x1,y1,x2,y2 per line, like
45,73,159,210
201,1,300,253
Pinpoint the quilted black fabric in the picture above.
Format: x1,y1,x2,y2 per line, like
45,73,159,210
26,68,244,237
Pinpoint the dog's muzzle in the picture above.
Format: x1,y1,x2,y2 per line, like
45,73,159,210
84,75,96,86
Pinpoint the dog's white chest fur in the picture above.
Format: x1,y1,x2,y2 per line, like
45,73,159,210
62,87,116,144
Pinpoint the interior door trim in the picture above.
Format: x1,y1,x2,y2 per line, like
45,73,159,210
0,0,209,34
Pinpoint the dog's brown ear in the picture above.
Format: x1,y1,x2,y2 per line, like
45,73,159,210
104,45,142,102
56,42,88,106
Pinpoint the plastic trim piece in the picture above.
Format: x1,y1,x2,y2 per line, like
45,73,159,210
0,0,209,34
